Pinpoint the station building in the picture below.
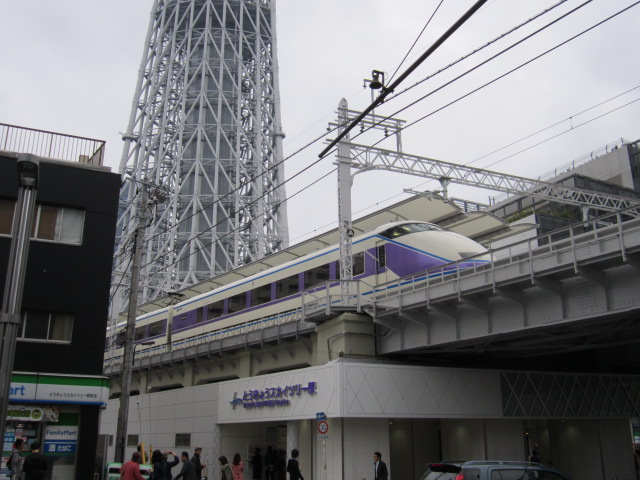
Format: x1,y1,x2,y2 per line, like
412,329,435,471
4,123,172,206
100,139,640,480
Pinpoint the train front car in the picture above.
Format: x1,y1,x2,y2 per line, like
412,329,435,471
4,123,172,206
377,222,489,279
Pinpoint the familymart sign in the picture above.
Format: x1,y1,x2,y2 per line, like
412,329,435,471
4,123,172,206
9,373,109,406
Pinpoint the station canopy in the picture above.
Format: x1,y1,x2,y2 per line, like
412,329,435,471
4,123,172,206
136,193,535,313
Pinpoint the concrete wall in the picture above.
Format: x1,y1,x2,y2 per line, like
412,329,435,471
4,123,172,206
100,383,220,466
343,418,390,480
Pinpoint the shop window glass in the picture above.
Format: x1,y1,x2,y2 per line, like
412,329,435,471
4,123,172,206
0,199,15,235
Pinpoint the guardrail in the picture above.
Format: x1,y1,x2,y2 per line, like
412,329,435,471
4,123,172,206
0,123,105,165
370,207,640,306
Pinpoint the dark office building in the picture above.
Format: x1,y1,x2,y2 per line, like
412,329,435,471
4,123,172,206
0,126,120,479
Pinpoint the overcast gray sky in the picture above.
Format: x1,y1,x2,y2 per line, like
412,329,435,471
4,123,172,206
1,0,639,242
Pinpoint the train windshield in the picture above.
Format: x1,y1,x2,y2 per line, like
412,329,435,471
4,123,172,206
380,222,442,239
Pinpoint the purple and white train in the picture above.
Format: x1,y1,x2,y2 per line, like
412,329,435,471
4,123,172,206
107,221,489,355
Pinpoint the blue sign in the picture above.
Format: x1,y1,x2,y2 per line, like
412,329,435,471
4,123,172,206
316,412,326,420
231,382,317,409
44,441,77,455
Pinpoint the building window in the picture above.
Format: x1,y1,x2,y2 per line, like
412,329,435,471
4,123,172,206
175,433,191,448
0,199,14,235
19,311,73,343
0,200,84,245
108,435,114,447
127,434,139,447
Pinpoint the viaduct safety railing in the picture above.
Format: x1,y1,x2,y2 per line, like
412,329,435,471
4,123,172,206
104,308,306,372
369,206,640,309
0,122,105,165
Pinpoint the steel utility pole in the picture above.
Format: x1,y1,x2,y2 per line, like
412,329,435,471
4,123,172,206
114,186,148,463
0,154,39,441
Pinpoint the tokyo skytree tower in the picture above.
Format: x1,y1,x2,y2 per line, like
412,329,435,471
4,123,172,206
113,0,289,312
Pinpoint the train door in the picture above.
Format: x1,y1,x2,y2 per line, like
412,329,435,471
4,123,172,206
374,241,387,285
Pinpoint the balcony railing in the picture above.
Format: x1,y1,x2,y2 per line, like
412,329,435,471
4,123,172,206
0,123,105,166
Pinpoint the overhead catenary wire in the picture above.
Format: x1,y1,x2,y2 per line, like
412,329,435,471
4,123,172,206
349,0,595,147
134,0,572,249
319,0,489,158
117,2,640,300
357,1,640,155
386,0,446,85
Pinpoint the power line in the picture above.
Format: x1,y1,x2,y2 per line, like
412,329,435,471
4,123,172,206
386,0,446,85
363,1,640,154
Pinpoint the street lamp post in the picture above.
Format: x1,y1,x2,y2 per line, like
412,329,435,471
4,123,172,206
0,154,39,441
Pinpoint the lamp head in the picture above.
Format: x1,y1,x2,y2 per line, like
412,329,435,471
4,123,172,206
369,70,385,90
16,154,39,188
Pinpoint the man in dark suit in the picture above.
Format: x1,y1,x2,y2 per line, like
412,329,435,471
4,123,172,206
175,451,197,480
373,452,388,480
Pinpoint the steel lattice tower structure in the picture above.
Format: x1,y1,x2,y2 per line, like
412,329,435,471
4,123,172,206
112,0,289,313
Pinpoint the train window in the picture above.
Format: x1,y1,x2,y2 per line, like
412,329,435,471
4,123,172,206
134,326,146,341
149,321,164,336
251,283,272,306
276,274,299,299
195,308,205,323
208,301,224,319
337,252,365,277
304,264,330,289
380,222,441,239
228,293,247,313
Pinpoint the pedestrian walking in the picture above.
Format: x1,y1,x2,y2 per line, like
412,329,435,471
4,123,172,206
191,447,206,480
264,446,277,480
219,456,232,480
151,449,179,480
8,438,24,480
231,453,244,480
286,449,304,480
119,451,145,480
373,452,388,480
175,451,197,480
22,442,48,480
250,447,262,480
